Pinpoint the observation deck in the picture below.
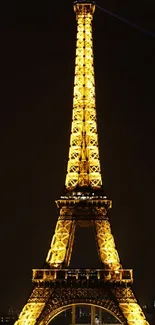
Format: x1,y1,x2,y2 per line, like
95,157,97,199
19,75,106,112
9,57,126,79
32,268,133,285
57,193,112,210
73,0,95,15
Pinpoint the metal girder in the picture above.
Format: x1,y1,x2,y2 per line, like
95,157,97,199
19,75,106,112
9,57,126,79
14,288,52,325
46,207,75,267
113,287,149,325
95,219,121,270
14,303,45,325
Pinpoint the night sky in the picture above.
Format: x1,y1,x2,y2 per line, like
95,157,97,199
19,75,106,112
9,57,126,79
0,0,155,313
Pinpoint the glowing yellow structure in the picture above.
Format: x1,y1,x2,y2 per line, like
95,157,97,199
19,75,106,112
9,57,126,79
14,1,150,325
66,1,101,189
46,1,120,271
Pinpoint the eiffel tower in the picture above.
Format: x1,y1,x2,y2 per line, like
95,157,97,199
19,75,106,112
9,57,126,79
15,1,150,325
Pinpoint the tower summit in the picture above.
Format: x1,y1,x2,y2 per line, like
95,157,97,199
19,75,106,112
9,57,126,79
66,0,102,190
14,2,150,325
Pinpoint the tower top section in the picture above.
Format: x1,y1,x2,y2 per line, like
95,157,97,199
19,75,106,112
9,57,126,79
65,0,102,191
74,0,95,15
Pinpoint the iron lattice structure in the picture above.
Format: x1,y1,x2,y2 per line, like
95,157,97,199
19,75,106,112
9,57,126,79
14,1,149,325
65,1,101,189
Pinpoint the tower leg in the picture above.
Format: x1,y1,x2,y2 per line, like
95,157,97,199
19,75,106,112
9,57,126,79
46,213,76,268
113,286,149,325
72,305,76,325
91,306,95,325
95,219,121,270
14,287,52,325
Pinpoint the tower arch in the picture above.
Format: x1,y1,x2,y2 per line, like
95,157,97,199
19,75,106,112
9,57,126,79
37,301,125,325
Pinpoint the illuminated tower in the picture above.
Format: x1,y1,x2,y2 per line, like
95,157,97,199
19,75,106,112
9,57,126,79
14,1,150,325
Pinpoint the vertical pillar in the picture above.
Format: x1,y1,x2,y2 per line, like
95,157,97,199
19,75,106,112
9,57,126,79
91,306,95,325
72,305,76,325
99,308,102,324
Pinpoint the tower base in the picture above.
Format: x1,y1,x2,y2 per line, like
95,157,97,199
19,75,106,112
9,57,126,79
15,269,149,325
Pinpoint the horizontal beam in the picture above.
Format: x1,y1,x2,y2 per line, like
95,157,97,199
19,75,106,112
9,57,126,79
32,268,133,284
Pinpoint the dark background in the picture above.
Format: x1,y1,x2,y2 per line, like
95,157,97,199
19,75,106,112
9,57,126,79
0,0,155,313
